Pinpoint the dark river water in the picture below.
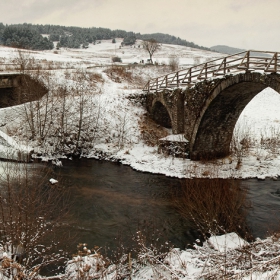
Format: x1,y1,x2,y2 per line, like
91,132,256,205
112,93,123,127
53,159,195,250
43,158,280,253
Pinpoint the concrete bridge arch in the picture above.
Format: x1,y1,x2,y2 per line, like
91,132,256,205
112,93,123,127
187,72,280,160
0,73,47,108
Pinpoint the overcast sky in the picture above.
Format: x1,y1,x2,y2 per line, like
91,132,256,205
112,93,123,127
1,0,280,51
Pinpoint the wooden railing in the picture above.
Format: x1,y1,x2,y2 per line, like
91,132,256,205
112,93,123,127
143,50,280,92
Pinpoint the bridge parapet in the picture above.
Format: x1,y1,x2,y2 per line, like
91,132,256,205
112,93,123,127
143,50,280,93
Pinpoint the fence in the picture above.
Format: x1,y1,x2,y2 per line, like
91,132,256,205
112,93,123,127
143,50,280,92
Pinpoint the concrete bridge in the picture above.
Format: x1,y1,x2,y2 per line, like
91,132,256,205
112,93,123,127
0,72,47,108
0,73,20,88
144,50,280,160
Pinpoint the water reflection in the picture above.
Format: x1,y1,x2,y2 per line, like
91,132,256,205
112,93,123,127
242,179,280,238
52,159,280,249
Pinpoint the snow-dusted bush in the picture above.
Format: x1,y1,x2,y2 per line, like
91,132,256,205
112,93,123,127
111,56,122,63
62,232,280,279
168,55,179,71
0,161,70,278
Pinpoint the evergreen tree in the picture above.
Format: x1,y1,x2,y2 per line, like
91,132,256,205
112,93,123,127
0,23,210,51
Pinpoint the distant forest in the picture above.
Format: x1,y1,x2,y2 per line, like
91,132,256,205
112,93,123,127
0,22,210,51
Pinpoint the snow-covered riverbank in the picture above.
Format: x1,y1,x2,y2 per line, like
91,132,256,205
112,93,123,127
61,232,280,279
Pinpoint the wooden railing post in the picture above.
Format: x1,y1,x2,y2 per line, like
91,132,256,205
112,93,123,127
189,68,192,84
176,72,179,87
275,52,278,72
247,51,250,70
156,78,158,92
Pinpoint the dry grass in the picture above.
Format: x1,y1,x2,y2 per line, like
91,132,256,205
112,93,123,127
168,56,179,71
139,114,169,146
104,65,133,83
87,72,104,83
103,65,145,87
172,178,252,240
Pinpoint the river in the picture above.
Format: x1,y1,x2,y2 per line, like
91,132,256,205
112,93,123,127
47,158,280,252
1,158,280,276
2,159,280,249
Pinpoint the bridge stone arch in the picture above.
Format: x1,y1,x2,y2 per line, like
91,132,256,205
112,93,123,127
151,100,172,128
146,89,185,133
187,72,280,160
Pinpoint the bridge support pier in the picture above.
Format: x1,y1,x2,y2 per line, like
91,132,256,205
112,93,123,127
146,89,185,134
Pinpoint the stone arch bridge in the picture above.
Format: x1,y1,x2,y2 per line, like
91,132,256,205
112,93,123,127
144,50,280,160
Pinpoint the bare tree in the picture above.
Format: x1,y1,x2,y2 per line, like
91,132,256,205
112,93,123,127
142,39,160,64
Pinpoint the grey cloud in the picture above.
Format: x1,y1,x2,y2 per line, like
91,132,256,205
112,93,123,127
1,0,280,50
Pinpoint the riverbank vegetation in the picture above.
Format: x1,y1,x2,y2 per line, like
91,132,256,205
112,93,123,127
0,161,72,279
172,178,252,241
2,226,280,279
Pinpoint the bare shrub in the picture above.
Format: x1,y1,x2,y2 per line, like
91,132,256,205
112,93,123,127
172,178,252,240
12,50,33,72
260,126,280,155
193,56,201,65
112,56,122,63
0,161,71,278
19,72,51,140
63,228,174,280
12,63,104,156
139,114,169,146
168,56,179,71
231,121,253,165
115,111,131,149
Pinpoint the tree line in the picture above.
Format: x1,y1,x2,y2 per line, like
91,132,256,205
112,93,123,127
0,24,53,50
0,22,211,51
